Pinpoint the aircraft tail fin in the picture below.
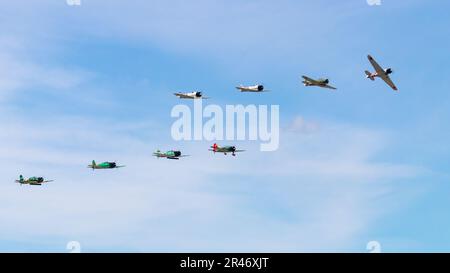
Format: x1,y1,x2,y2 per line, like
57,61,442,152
365,71,375,81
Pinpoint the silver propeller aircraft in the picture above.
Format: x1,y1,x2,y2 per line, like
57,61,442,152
174,91,209,99
153,150,190,160
365,55,398,91
236,84,269,92
301,76,337,90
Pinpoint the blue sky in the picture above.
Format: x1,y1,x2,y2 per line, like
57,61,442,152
0,0,450,252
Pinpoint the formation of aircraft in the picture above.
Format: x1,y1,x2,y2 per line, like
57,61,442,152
365,55,398,91
233,55,396,93
16,54,398,186
174,91,209,99
153,150,189,160
87,160,125,170
15,175,53,186
209,143,245,156
301,76,337,90
236,84,269,92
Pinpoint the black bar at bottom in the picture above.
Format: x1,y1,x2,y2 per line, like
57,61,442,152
0,253,442,272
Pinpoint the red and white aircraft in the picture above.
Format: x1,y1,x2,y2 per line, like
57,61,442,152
209,143,245,156
365,55,398,91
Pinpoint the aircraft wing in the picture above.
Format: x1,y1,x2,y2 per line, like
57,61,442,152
43,180,54,183
302,76,319,84
115,165,126,168
367,55,384,75
236,87,248,91
379,74,398,91
167,155,189,159
324,84,337,90
234,150,245,153
368,55,398,91
174,93,193,99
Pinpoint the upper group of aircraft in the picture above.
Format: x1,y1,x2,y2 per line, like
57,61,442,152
17,55,397,185
174,55,398,99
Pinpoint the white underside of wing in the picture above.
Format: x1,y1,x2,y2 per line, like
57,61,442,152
368,55,384,75
379,74,398,90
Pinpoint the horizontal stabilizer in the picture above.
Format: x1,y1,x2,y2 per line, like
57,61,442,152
365,71,375,81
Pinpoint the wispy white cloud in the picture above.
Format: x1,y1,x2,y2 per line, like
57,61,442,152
0,112,425,252
0,37,91,102
286,116,321,134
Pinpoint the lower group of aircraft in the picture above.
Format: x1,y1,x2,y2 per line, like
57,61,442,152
16,55,396,186
17,143,244,185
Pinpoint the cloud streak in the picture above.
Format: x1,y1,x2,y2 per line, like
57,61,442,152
0,111,424,252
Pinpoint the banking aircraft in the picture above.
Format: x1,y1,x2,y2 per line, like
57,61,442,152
365,55,398,91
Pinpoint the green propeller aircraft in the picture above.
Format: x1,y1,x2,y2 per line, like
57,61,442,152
87,160,125,170
209,143,245,156
153,150,189,160
15,175,54,186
